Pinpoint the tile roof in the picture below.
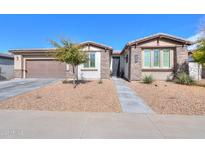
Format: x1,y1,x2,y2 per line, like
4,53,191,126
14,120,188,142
79,41,113,50
120,33,193,55
9,48,56,53
10,41,113,53
127,33,193,46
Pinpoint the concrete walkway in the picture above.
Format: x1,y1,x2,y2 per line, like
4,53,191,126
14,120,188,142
112,77,153,113
0,79,57,101
0,110,205,139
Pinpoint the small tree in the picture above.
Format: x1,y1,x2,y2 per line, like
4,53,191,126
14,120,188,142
192,33,205,80
192,39,205,64
50,39,88,87
192,25,205,63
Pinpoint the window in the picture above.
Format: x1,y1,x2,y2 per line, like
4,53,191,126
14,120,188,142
84,53,96,68
144,50,151,67
153,50,160,67
143,49,172,69
163,49,170,67
90,53,95,67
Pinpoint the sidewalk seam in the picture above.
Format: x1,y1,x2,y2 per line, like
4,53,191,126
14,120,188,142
146,114,166,138
79,113,90,139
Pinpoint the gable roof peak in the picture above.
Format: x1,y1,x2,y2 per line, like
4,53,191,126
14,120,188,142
79,41,112,50
128,33,193,46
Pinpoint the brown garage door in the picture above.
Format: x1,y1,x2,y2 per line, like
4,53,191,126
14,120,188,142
26,59,66,78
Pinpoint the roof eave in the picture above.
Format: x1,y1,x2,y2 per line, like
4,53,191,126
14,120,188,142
128,34,193,46
79,41,113,51
9,48,56,53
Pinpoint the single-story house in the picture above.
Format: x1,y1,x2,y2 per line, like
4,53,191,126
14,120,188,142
10,33,193,81
0,53,14,80
10,41,112,80
119,33,192,81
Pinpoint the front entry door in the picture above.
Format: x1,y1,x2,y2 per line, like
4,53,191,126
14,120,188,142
112,57,120,77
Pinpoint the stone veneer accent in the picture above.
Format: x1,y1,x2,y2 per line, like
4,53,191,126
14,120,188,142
14,69,23,78
130,47,142,80
176,46,188,65
175,46,188,72
101,50,110,79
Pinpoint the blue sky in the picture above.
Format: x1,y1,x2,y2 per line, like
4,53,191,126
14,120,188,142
0,14,204,53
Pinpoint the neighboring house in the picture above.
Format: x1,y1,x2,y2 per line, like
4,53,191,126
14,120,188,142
187,32,205,79
188,51,205,79
0,53,14,80
119,33,192,81
10,41,112,79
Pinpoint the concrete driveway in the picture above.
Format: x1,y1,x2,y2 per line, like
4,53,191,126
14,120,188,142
0,110,205,139
0,79,57,101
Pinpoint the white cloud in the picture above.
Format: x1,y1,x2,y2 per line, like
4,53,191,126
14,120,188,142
188,32,204,42
187,32,205,51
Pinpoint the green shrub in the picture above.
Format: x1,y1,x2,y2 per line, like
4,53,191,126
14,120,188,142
175,72,195,85
142,75,154,84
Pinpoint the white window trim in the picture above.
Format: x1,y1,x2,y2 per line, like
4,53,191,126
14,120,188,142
142,49,174,69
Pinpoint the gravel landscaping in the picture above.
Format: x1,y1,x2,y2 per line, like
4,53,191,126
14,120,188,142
127,81,205,115
0,80,121,112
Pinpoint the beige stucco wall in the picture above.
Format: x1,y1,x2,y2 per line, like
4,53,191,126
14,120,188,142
13,55,23,78
82,46,102,51
142,71,173,80
138,38,182,47
14,55,23,70
120,55,124,74
122,49,129,80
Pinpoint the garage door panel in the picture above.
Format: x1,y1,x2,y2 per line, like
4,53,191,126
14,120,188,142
26,59,66,78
